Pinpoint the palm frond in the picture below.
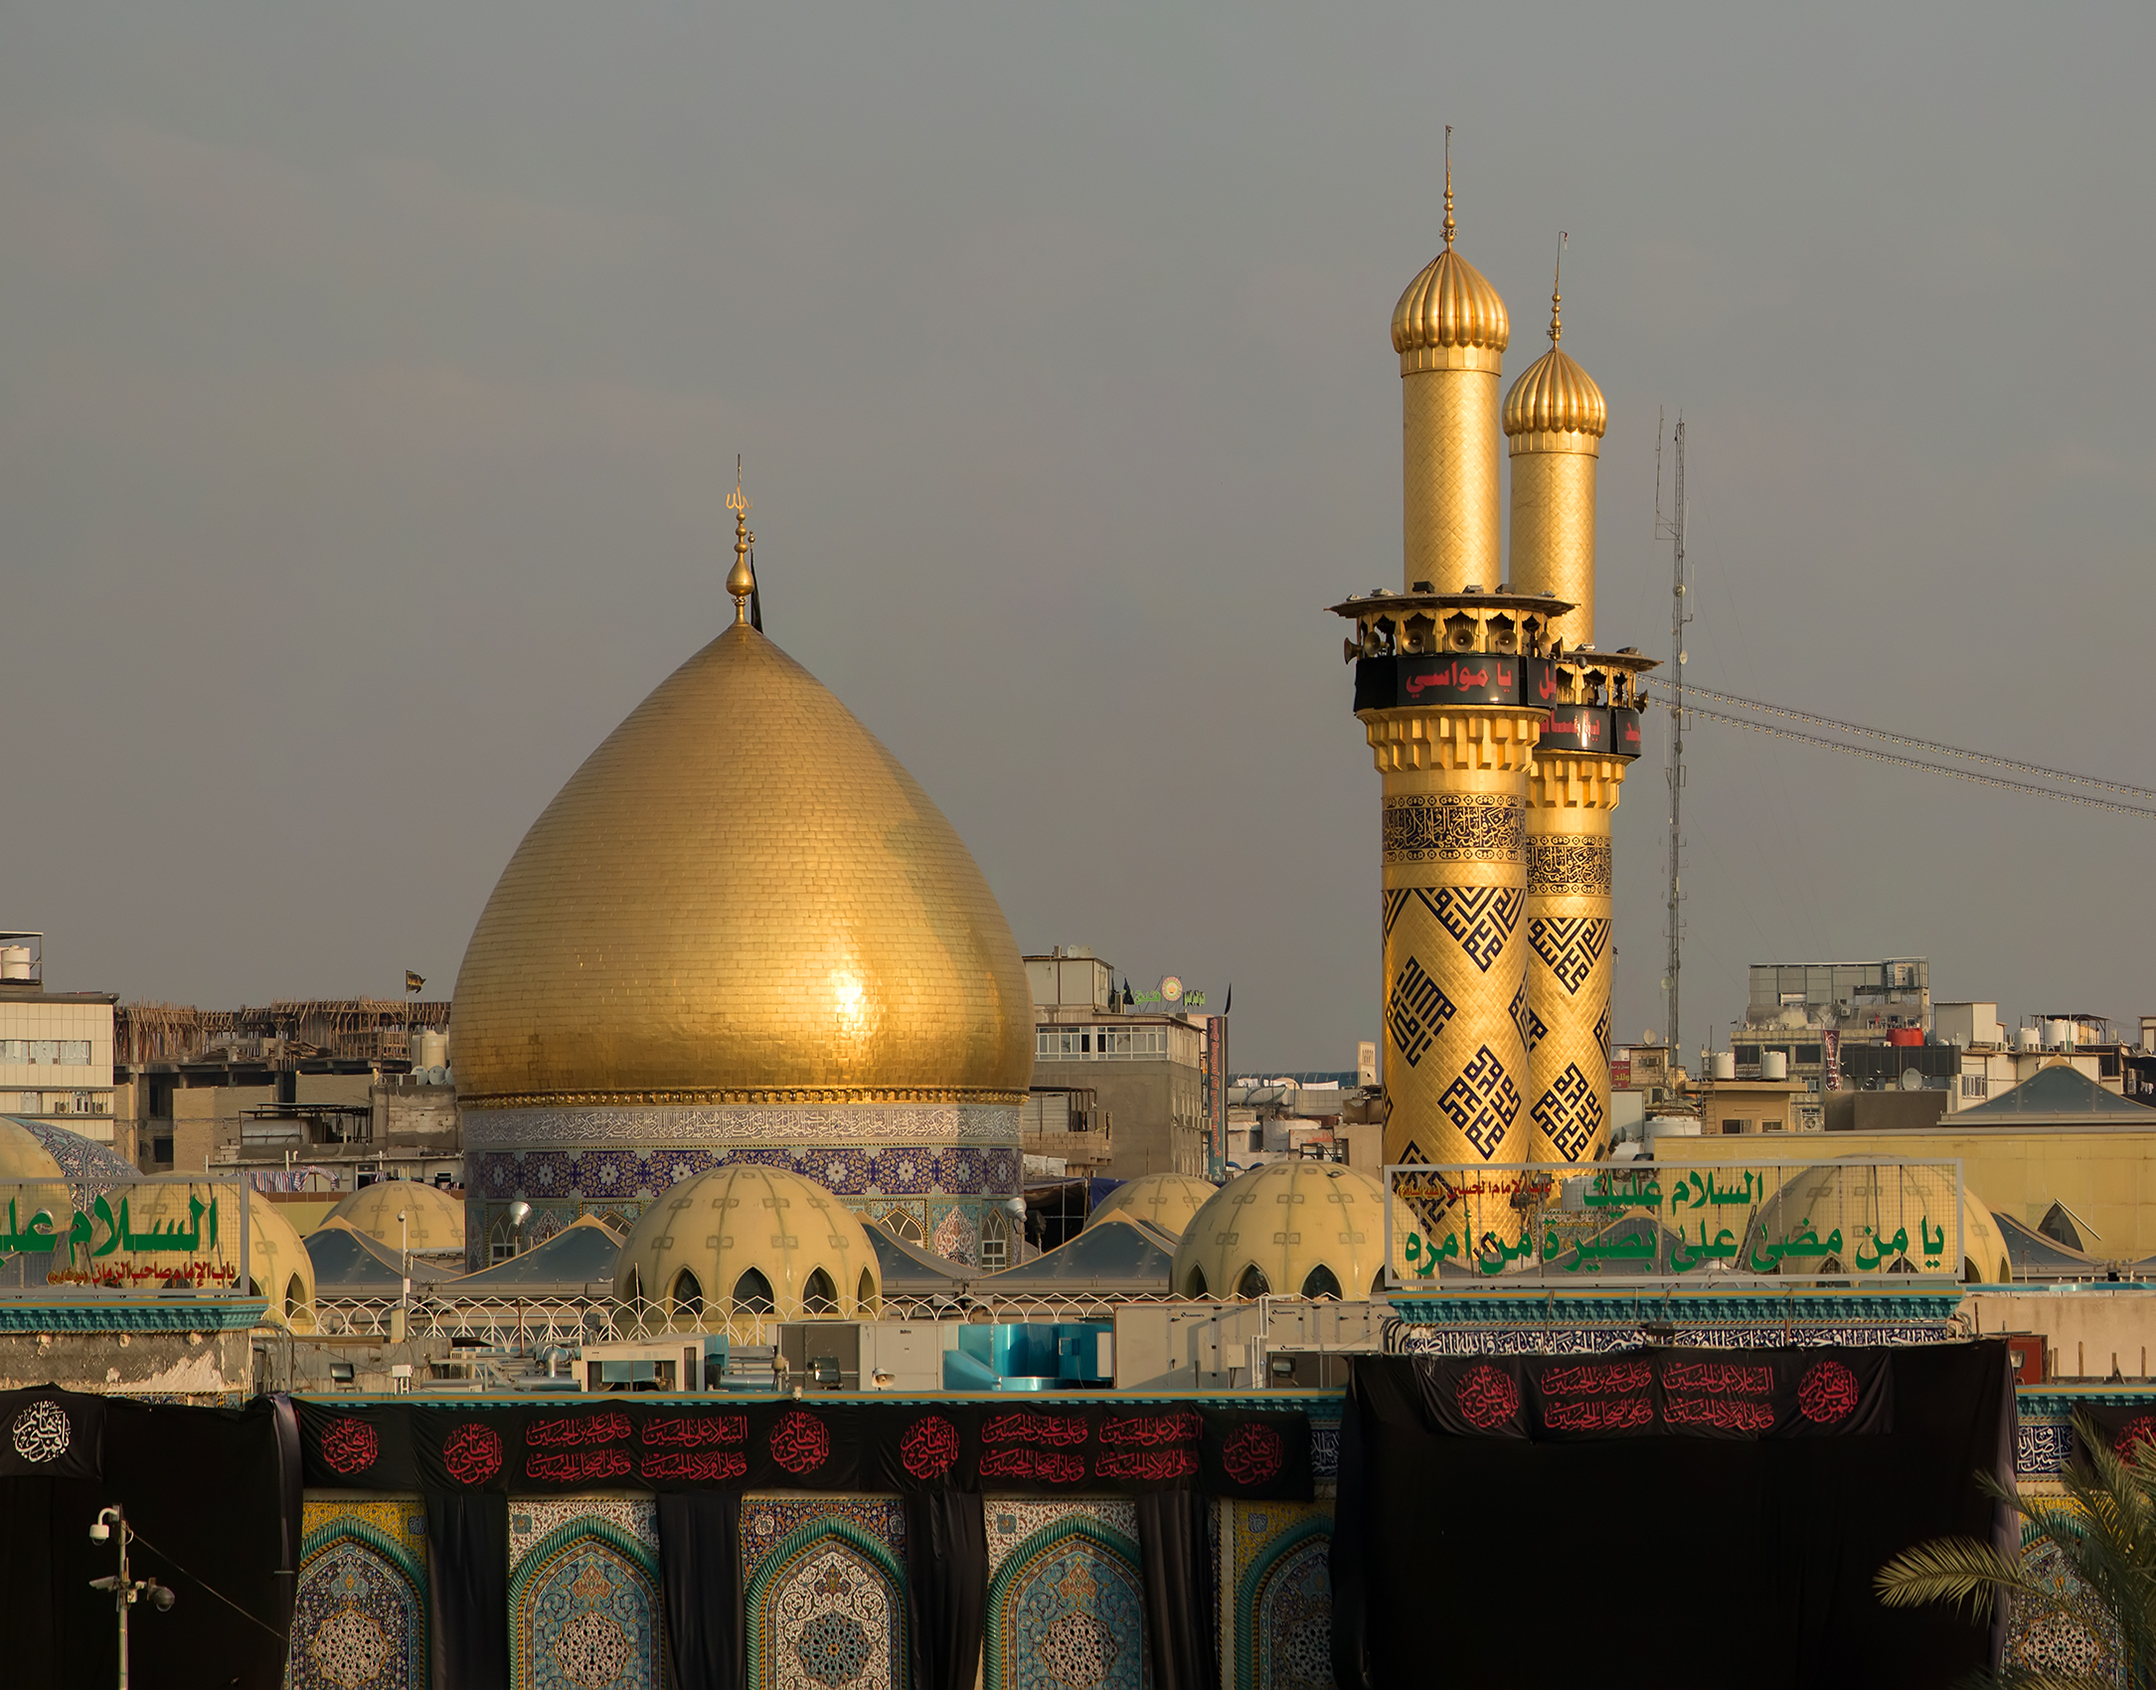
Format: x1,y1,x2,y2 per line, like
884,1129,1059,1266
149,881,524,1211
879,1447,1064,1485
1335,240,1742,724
1876,1536,2030,1619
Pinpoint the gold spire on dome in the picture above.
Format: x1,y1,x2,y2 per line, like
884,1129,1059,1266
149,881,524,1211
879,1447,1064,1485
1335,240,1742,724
1441,125,1456,249
726,458,756,623
1549,231,1563,344
1390,131,1509,366
1502,236,1606,440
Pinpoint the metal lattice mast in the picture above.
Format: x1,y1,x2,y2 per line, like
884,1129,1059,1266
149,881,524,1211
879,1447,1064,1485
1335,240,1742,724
1656,416,1689,1059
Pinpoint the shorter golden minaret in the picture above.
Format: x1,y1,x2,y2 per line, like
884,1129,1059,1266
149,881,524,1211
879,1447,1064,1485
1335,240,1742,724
1506,242,1621,1166
1504,238,1606,642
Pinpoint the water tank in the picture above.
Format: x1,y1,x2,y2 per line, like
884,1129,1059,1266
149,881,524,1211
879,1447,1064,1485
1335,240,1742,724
2045,1019,2074,1050
1760,1050,1789,1080
0,946,31,981
412,1029,449,1071
2017,1025,2042,1051
1712,1051,1736,1081
426,1064,448,1086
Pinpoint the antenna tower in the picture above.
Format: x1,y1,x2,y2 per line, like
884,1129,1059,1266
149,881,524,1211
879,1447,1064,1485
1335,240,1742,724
1654,414,1689,1064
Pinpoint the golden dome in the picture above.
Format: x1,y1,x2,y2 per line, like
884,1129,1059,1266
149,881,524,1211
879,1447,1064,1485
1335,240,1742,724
1503,345,1606,440
615,1163,880,1325
453,622,1033,1106
326,1179,466,1255
1504,263,1605,440
1172,1161,1390,1301
1392,248,1510,361
1085,1172,1215,1239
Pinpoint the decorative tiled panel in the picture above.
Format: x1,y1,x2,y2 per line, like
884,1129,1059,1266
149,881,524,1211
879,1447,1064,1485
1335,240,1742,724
2018,1419,2073,1478
1227,1501,1335,1690
291,1499,429,1690
507,1503,663,1690
473,1145,1021,1207
1390,1323,1957,1356
510,1499,660,1569
986,1503,1150,1690
741,1497,907,1581
467,1104,1022,1150
743,1503,909,1690
2004,1537,2120,1679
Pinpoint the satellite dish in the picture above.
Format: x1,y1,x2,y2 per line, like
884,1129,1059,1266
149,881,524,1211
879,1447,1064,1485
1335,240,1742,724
1899,1068,1924,1092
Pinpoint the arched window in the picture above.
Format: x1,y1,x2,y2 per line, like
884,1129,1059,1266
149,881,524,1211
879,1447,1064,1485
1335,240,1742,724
880,1210,924,1245
802,1267,838,1316
1185,1264,1210,1298
1370,1267,1388,1296
732,1267,775,1317
671,1268,704,1321
1236,1264,1270,1299
1300,1263,1341,1301
284,1275,306,1321
489,1214,522,1264
857,1267,879,1317
980,1208,1011,1269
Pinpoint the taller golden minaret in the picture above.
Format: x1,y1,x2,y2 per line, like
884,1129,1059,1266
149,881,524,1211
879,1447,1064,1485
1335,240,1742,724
1335,190,1651,1276
1343,154,1541,1242
1505,250,1622,1165
1392,133,1509,594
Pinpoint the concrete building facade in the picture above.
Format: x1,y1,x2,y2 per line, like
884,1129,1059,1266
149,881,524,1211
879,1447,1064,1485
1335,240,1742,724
1027,948,1210,1179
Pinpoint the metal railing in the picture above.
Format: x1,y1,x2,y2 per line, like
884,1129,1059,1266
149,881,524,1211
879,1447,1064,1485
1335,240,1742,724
299,1288,1186,1347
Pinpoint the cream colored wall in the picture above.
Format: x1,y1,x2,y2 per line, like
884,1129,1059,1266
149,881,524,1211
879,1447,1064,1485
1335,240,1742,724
1964,1289,2156,1381
1655,1128,2156,1260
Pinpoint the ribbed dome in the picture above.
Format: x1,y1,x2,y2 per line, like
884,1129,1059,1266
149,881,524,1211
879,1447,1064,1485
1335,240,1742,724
1085,1172,1215,1239
1503,344,1607,439
615,1163,880,1324
454,623,1033,1106
1172,1161,1390,1301
1392,248,1510,358
327,1179,466,1255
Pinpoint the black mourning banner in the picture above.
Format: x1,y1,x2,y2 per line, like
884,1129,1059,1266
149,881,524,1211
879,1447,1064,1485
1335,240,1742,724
298,1398,1311,1499
2068,1400,2156,1462
1415,1347,1893,1442
0,1387,104,1479
1333,1343,2016,1690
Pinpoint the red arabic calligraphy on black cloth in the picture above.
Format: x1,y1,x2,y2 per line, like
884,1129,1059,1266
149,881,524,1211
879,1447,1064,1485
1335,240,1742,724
300,1399,1310,1498
1413,1347,1892,1442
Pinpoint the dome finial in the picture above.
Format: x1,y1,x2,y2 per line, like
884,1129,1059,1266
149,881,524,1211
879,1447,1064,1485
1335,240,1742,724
1549,231,1566,346
726,456,755,625
1442,125,1456,248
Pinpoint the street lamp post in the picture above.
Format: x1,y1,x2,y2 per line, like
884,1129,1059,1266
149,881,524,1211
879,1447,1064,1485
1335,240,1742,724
88,1505,175,1690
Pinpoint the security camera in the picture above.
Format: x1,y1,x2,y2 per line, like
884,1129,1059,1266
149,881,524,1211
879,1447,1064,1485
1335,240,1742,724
89,1506,121,1543
149,1582,176,1613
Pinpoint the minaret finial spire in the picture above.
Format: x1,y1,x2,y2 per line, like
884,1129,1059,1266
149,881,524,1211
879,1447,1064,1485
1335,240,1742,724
1442,126,1456,249
726,455,755,625
1549,231,1567,346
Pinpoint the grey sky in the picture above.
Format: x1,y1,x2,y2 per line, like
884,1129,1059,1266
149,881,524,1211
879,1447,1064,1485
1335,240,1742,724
6,5,2152,1068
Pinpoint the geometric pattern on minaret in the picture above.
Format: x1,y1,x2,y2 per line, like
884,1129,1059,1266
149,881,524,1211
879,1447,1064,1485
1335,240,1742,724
1507,262,1620,1164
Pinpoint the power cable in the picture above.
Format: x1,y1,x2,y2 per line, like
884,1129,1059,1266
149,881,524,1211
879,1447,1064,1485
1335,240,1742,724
1646,696,2156,821
1643,679,2156,803
126,1527,290,1644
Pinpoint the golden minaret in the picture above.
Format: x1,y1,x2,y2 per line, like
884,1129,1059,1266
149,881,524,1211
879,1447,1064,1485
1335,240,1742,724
1362,154,1539,1204
1506,245,1619,1165
1392,131,1510,594
1336,196,1651,1271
